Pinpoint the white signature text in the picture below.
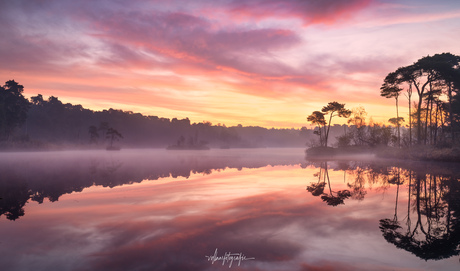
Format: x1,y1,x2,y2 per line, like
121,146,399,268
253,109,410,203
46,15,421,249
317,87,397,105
205,248,255,268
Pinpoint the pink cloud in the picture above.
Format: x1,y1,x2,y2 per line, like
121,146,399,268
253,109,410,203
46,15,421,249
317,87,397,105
225,0,374,25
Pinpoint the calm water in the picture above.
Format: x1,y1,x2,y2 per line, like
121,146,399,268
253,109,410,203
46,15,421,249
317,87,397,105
0,148,459,271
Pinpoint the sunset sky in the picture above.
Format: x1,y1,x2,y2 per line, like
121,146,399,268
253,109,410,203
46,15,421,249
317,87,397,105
1,0,460,128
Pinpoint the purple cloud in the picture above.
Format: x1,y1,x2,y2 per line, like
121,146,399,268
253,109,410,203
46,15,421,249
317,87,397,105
80,9,302,75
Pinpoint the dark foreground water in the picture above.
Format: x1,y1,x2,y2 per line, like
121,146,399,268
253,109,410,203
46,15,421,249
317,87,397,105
0,148,459,271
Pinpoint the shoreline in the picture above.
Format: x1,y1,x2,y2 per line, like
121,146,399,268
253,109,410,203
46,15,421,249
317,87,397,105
305,146,460,163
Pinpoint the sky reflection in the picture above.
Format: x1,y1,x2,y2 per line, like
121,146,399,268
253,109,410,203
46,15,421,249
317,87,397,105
0,149,459,270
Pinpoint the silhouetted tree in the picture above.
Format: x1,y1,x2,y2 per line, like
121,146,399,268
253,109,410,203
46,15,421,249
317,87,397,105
321,102,351,147
106,127,123,148
388,117,404,146
452,93,460,125
307,111,326,146
381,79,403,147
347,106,367,146
177,135,185,146
30,94,44,105
0,80,30,140
367,122,392,147
98,121,109,142
405,84,413,146
88,125,99,144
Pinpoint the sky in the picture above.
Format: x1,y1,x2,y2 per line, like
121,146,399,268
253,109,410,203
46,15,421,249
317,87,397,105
1,0,460,128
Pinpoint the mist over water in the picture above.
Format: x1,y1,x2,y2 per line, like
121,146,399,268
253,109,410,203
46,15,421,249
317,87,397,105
0,147,306,185
0,148,459,271
0,148,306,220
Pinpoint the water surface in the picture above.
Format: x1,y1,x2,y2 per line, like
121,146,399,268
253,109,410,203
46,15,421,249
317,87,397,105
0,148,459,271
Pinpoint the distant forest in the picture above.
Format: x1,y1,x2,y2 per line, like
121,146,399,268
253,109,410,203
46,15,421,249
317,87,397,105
1,81,328,149
24,97,314,148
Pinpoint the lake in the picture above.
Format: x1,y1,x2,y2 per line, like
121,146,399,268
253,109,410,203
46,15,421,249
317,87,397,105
0,148,459,271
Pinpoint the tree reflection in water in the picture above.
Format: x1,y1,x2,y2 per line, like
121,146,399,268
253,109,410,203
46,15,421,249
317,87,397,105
0,177,31,221
307,161,460,261
306,161,351,206
380,174,460,261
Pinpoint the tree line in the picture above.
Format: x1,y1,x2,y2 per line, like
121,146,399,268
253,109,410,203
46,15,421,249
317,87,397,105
0,82,312,149
307,53,460,149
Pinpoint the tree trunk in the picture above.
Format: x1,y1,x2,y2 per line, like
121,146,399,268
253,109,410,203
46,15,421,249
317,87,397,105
412,77,431,145
448,82,454,144
423,85,431,145
396,96,400,148
325,113,334,147
428,96,433,145
408,85,412,147
434,101,439,145
439,101,444,140
414,81,424,145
